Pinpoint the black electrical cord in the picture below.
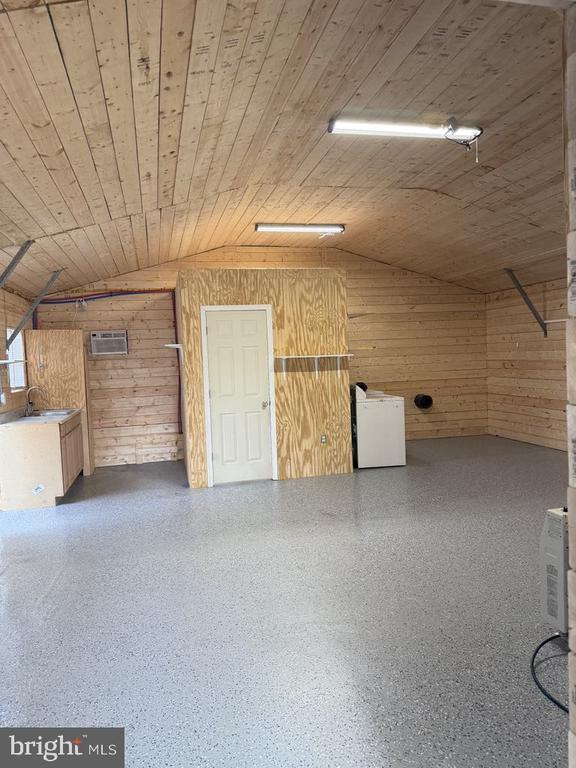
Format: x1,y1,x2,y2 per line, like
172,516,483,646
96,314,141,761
530,633,568,714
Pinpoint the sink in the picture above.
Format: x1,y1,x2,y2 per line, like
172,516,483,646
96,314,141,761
26,409,76,419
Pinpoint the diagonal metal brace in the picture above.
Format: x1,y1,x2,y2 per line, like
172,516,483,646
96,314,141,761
504,267,547,337
6,269,63,349
0,239,34,290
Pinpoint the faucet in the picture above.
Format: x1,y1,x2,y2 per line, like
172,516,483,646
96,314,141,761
25,386,47,417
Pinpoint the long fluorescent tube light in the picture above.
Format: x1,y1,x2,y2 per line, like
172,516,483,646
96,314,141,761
328,118,482,143
255,223,345,234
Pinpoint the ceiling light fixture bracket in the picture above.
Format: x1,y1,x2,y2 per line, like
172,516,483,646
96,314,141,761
444,116,482,162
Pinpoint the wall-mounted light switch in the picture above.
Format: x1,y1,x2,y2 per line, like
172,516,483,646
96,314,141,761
320,434,327,444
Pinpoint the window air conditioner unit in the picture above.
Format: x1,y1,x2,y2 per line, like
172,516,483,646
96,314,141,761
90,330,128,356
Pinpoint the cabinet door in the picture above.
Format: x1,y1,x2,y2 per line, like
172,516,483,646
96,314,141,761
25,330,86,410
61,426,83,493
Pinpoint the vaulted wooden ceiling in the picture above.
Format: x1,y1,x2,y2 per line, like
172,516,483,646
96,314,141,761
0,0,564,296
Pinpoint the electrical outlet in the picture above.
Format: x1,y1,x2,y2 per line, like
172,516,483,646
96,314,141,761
320,434,327,444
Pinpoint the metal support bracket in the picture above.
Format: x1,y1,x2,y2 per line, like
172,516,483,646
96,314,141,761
504,268,547,337
6,269,63,349
0,240,33,290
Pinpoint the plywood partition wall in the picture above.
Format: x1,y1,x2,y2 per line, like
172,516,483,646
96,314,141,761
486,279,566,451
176,268,352,488
25,329,93,475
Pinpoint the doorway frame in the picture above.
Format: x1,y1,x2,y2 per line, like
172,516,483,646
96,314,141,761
200,304,278,487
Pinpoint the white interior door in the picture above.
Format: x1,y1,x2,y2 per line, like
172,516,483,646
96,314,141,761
205,309,273,484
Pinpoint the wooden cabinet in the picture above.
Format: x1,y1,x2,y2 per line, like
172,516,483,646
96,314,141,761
60,415,84,494
0,412,84,510
25,330,94,476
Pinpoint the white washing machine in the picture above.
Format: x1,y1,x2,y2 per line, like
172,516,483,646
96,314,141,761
355,391,406,468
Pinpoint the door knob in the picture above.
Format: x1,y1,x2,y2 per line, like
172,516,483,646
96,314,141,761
262,400,269,409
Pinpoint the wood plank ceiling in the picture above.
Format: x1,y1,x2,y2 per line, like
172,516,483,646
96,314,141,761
0,0,564,296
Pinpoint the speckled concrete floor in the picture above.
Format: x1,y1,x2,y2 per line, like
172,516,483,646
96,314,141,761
0,436,568,767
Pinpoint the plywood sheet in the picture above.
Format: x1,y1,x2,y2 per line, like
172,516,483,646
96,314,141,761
25,329,94,472
176,267,351,487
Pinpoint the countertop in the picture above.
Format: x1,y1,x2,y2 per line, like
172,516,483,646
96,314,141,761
0,409,81,429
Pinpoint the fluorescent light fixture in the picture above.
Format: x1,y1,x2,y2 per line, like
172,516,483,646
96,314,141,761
328,118,482,143
255,223,345,234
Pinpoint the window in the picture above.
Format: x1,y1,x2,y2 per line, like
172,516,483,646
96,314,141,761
6,328,26,390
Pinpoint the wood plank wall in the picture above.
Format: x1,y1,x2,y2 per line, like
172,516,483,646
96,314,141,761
0,287,30,415
37,246,489,469
177,268,351,488
344,258,487,439
486,278,566,451
36,292,182,466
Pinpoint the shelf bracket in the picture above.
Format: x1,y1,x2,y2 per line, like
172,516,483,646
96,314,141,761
0,240,34,290
504,268,547,337
7,269,63,349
